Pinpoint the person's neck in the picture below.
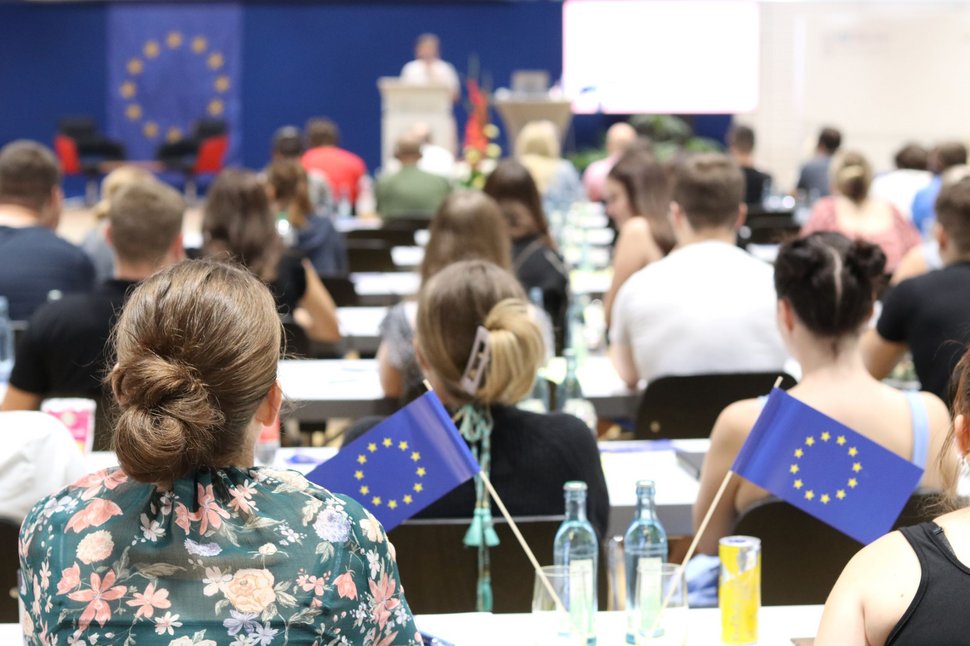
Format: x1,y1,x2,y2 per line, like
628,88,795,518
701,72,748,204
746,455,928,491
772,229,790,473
793,335,868,381
114,260,163,283
675,227,736,248
732,151,755,167
941,246,970,267
0,204,42,228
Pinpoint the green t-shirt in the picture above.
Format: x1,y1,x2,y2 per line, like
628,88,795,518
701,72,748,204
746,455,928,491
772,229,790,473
375,166,451,219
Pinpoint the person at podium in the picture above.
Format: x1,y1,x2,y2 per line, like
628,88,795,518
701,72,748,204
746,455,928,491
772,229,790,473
400,33,460,101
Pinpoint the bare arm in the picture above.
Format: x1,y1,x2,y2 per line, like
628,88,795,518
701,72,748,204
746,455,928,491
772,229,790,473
376,340,404,399
890,245,929,285
604,220,661,329
692,400,759,555
295,259,341,343
860,328,908,380
0,384,43,411
609,342,639,390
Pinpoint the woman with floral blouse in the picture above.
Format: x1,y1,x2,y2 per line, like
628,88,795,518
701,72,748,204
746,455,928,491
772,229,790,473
19,259,419,645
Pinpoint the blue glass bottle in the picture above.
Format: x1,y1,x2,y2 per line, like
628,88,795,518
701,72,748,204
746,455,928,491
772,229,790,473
553,481,598,644
623,480,668,643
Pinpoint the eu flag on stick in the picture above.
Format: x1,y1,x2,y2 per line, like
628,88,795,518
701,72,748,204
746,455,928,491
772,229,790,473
732,389,923,544
305,392,480,531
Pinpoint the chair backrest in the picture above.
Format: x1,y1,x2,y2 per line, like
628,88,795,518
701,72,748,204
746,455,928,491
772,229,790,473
737,209,801,246
192,134,229,175
634,372,797,440
320,275,359,307
731,490,942,605
281,319,311,359
57,116,97,140
53,134,81,175
345,227,416,248
389,515,608,614
346,239,397,273
0,517,19,623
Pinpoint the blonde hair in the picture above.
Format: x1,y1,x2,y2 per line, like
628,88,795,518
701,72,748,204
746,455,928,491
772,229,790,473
109,259,281,483
416,260,544,407
515,120,563,195
94,166,156,221
832,151,873,204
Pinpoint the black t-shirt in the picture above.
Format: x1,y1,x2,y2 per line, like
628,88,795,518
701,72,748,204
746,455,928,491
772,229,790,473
741,166,772,205
10,279,137,399
877,262,970,402
0,226,95,320
512,234,570,353
268,252,308,317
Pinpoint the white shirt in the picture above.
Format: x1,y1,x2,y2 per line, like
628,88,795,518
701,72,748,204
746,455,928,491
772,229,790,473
0,411,87,522
870,169,932,221
610,241,788,383
400,59,460,94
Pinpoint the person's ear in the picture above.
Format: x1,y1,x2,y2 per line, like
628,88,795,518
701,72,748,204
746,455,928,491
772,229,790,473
934,221,948,253
777,298,796,335
955,414,969,458
255,381,284,426
104,223,114,247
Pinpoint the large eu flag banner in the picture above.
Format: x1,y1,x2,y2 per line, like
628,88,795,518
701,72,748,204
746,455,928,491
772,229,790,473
732,389,923,544
107,4,241,163
306,392,481,532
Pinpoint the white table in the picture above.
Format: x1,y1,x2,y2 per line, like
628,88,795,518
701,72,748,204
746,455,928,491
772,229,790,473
335,306,387,354
0,606,823,644
416,606,823,645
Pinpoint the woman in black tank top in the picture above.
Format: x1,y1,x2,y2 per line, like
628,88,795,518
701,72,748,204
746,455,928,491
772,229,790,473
815,343,970,645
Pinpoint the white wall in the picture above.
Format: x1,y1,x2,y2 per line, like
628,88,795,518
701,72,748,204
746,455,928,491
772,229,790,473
743,2,970,190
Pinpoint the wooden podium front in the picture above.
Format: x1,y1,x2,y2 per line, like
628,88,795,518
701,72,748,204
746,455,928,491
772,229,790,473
377,78,456,170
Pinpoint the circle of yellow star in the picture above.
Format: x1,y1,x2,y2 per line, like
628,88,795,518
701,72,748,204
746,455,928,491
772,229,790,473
371,496,382,507
852,462,862,473
805,436,815,447
388,500,398,510
354,470,364,481
207,52,224,70
165,127,183,143
142,121,159,139
805,490,815,500
848,447,859,457
143,40,161,59
411,452,421,462
403,495,413,504
848,478,858,488
837,435,847,446
207,99,224,117
793,479,803,489
398,441,409,451
215,76,230,93
127,58,144,75
416,467,426,477
820,494,831,504
383,438,393,448
119,82,136,99
126,104,143,121
413,483,424,493
820,432,831,442
789,464,799,474
356,454,367,465
192,36,208,53
360,486,369,495
836,489,846,500
794,448,804,458
367,443,377,453
166,32,183,48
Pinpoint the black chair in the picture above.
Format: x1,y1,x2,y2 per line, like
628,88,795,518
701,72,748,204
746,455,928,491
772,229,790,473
282,319,311,359
320,275,359,307
388,516,608,614
737,209,801,247
634,372,797,439
346,239,397,273
731,491,941,605
0,517,20,622
345,227,417,248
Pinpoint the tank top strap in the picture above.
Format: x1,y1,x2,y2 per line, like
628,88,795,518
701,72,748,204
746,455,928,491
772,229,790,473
903,391,930,470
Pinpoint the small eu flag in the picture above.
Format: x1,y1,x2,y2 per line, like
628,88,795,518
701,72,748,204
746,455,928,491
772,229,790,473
305,392,480,531
732,389,923,544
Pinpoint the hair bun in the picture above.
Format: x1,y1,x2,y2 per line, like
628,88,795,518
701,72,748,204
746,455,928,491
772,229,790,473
845,239,887,280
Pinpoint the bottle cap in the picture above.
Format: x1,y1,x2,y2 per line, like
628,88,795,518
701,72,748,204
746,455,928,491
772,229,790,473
564,481,587,492
636,479,656,490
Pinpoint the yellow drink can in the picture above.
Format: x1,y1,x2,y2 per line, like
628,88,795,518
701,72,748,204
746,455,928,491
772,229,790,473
719,535,761,644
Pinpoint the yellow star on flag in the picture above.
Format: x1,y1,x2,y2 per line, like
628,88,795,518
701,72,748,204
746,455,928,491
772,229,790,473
388,500,398,510
794,448,804,458
411,452,421,462
165,127,182,143
125,104,142,121
414,483,424,493
143,122,159,139
848,447,858,457
836,489,846,500
383,438,393,448
191,36,208,53
805,436,815,446
789,464,799,474
119,82,136,99
805,490,815,500
371,496,382,506
215,75,230,93
353,470,364,481
127,58,144,75
207,52,224,70
143,40,160,59
821,432,831,442
848,478,858,488
837,435,847,445
416,467,426,477
360,486,369,495
820,494,831,504
403,495,413,504
367,443,377,453
356,454,367,465
166,32,183,48
398,441,409,451
852,462,862,473
793,479,803,489
207,99,224,117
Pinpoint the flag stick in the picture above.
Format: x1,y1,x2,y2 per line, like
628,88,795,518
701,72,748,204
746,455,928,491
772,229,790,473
478,470,568,616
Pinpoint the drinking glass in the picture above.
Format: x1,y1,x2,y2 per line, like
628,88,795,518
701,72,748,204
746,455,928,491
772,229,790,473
531,565,595,645
632,562,688,645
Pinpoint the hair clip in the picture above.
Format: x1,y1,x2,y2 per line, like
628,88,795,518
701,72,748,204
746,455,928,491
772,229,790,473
460,325,491,396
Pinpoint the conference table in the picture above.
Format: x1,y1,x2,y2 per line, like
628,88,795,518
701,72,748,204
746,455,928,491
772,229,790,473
2,606,822,644
277,355,640,422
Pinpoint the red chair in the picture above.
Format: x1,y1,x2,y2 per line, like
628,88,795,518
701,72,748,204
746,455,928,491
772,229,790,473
185,134,228,200
53,134,100,204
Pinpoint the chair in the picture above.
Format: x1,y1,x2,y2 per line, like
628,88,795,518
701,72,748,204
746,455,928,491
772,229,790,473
737,209,801,247
346,239,397,273
0,517,19,623
320,275,359,307
345,226,417,248
53,134,99,204
388,516,608,614
282,319,311,359
634,372,797,439
731,491,941,605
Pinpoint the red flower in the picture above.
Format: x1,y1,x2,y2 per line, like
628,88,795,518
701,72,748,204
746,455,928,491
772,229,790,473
368,573,400,630
67,571,128,632
65,499,123,533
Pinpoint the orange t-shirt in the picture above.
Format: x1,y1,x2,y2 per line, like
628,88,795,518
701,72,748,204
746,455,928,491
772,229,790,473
301,146,366,203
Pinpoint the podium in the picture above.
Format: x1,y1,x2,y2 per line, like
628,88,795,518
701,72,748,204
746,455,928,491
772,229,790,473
493,96,573,148
377,78,456,170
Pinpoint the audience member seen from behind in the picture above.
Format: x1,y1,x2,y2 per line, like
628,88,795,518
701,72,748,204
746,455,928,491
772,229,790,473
815,346,970,646
266,158,348,275
2,180,184,418
693,233,952,555
203,169,340,343
801,151,920,273
796,126,842,202
80,166,156,284
609,153,788,387
911,141,968,236
863,173,970,404
18,260,419,644
377,190,511,403
514,120,584,213
870,143,932,222
602,149,674,327
413,259,609,538
270,124,333,217
301,117,367,205
0,140,94,320
483,159,570,351
375,133,452,220
583,122,638,202
727,124,772,206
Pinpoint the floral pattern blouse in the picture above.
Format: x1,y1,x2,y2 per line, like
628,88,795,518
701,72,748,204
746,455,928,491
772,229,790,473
19,466,421,645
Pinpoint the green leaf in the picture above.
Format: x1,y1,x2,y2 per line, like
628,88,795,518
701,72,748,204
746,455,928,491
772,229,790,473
288,606,322,625
135,563,186,578
315,541,334,562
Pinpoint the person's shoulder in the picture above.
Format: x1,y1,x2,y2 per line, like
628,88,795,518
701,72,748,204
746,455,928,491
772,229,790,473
494,406,593,440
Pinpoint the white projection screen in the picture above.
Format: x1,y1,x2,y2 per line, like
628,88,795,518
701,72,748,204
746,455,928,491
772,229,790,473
563,0,760,114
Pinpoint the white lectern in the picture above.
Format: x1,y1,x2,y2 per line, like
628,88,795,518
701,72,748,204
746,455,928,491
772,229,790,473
378,78,456,170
